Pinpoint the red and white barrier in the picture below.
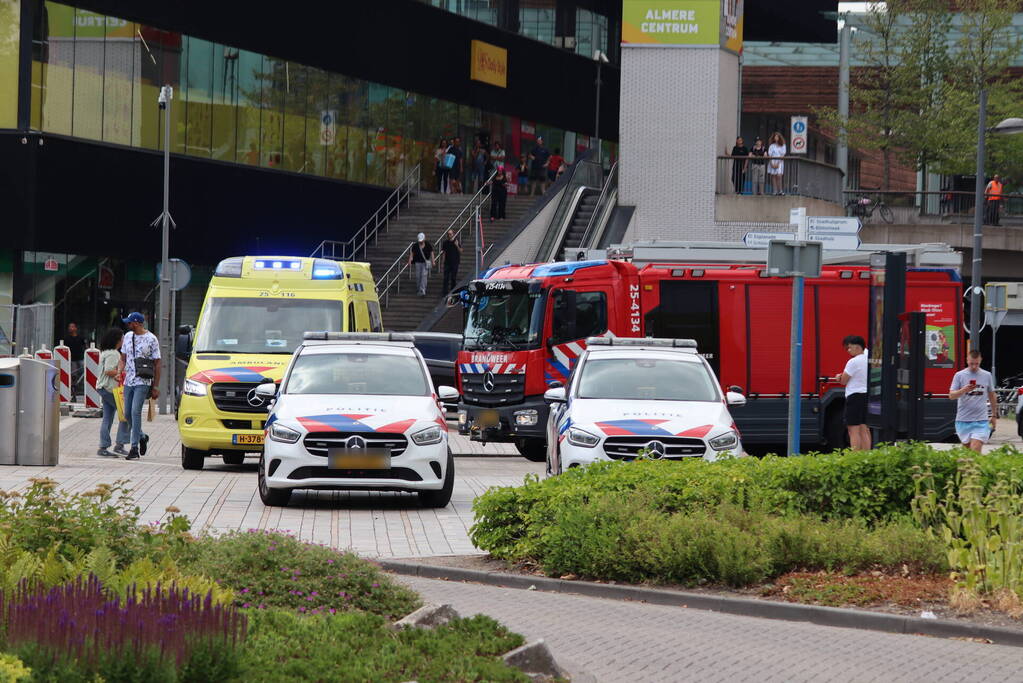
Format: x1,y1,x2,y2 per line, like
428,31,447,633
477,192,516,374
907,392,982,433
54,341,72,403
84,343,101,409
34,344,53,364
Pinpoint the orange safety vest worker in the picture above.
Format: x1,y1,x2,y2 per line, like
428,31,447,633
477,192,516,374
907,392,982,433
986,179,1003,201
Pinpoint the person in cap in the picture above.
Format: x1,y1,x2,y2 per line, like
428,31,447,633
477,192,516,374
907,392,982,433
407,232,435,297
117,312,161,460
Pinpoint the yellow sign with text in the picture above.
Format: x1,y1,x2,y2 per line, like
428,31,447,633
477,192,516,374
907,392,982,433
622,0,743,54
470,40,508,88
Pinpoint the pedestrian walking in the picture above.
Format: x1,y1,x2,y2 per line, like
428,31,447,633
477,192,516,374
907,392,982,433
441,229,462,295
517,153,529,193
948,350,998,453
985,174,1003,226
831,335,870,450
546,147,564,191
407,232,435,297
435,138,450,193
448,137,464,194
528,136,550,196
118,312,161,460
490,140,506,172
96,327,128,457
470,142,487,194
490,168,508,221
730,137,749,194
767,131,787,195
748,137,767,195
65,322,86,401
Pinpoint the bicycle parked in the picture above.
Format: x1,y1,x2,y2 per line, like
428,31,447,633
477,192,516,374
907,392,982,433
995,372,1023,418
845,193,894,224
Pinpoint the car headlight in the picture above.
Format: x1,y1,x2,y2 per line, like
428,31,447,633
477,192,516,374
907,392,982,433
182,378,208,397
411,425,444,446
708,431,738,451
268,422,301,444
567,427,599,448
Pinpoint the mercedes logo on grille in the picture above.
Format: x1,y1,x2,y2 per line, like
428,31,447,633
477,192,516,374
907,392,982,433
345,435,367,450
645,440,667,459
246,388,265,407
482,371,496,393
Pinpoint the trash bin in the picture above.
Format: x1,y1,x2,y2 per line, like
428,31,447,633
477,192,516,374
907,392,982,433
0,358,17,464
14,357,60,466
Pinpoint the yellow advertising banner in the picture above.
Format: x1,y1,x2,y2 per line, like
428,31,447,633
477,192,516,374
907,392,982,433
622,0,743,54
470,40,508,88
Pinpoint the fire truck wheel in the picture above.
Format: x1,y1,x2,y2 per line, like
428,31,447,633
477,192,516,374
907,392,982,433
516,438,548,462
824,407,850,452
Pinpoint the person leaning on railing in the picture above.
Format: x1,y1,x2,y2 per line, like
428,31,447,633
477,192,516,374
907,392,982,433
767,132,787,196
748,137,767,195
985,174,1003,226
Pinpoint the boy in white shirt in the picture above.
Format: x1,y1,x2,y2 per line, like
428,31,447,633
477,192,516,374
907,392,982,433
832,335,870,450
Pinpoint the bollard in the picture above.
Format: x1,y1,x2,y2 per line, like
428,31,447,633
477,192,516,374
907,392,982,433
19,347,32,359
84,343,101,410
34,344,53,364
53,340,72,404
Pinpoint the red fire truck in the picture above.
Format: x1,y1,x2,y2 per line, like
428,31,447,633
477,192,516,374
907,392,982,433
456,253,962,460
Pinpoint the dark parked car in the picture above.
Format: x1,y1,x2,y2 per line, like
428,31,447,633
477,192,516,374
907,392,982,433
408,332,461,408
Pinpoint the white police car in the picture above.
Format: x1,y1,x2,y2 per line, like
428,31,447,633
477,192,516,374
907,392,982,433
543,337,745,475
255,333,458,507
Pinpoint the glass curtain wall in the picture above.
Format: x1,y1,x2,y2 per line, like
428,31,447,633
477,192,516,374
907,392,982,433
0,0,19,129
27,2,615,190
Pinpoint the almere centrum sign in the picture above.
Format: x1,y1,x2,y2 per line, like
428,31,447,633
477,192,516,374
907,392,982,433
622,0,743,53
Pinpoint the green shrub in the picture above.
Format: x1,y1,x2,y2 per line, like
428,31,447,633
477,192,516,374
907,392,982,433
472,443,1023,563
0,653,30,683
177,530,420,619
238,609,527,682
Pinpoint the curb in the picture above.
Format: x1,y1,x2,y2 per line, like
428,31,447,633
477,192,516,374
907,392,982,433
381,559,1023,648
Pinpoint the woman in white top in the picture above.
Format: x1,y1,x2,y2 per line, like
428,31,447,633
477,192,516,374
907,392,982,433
767,131,787,196
96,327,129,457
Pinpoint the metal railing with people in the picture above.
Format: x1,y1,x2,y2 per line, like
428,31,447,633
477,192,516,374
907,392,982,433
715,155,844,204
375,168,498,308
840,189,1023,225
310,164,421,261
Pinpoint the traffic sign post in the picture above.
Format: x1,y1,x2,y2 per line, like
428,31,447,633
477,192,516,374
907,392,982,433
806,233,860,250
806,216,861,233
790,116,808,155
744,231,794,249
985,284,1008,384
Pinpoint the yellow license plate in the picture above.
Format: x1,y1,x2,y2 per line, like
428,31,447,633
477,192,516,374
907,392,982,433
232,433,264,445
476,409,500,428
328,449,391,470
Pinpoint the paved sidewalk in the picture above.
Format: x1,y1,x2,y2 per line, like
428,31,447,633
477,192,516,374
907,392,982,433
0,414,541,558
395,575,1023,683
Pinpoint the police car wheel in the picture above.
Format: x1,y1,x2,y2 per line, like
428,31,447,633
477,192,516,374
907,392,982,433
257,453,291,507
516,438,547,462
419,450,454,508
181,445,206,470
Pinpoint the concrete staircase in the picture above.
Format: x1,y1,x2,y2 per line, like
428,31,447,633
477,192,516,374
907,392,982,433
364,191,537,331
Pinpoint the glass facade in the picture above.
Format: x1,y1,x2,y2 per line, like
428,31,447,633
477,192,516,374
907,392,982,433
23,2,615,190
0,0,19,129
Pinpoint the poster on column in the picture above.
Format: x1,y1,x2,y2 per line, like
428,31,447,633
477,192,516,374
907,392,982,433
919,302,955,368
621,1,743,53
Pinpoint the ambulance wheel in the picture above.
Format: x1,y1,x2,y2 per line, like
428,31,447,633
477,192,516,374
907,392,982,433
419,450,454,508
258,453,291,507
222,452,245,465
181,446,206,470
516,438,548,462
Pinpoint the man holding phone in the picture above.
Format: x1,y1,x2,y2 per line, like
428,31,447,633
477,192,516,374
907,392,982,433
948,350,998,453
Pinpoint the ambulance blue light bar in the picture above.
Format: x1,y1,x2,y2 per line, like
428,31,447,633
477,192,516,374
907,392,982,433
311,259,344,280
254,259,302,271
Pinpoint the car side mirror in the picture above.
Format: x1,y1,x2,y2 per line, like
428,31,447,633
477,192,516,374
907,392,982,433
255,382,278,399
547,381,563,389
544,387,567,403
726,391,747,407
437,385,459,401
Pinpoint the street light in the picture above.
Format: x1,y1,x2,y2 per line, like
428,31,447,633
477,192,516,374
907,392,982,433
593,49,608,164
154,85,174,414
969,93,1023,353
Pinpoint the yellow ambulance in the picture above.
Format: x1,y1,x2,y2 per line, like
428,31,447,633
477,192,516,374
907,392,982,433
178,256,382,469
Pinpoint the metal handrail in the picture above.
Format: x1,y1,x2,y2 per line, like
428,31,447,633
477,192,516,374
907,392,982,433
578,161,619,251
311,164,421,261
375,168,499,307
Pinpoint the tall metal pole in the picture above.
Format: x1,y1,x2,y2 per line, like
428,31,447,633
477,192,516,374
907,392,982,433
787,247,805,457
158,86,172,414
837,21,851,190
969,89,987,353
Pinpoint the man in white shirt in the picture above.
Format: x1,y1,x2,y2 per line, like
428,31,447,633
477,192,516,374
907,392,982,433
832,334,870,450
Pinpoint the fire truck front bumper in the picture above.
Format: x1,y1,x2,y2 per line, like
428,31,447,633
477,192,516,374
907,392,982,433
457,398,549,443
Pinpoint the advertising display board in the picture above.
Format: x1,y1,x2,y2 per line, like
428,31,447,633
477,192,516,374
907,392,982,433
622,0,743,53
918,301,955,368
470,40,508,88
867,252,906,442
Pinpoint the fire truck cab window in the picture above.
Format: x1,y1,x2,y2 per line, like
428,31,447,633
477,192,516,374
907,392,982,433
552,290,607,344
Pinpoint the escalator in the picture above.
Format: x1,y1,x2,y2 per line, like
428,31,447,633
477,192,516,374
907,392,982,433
559,188,601,259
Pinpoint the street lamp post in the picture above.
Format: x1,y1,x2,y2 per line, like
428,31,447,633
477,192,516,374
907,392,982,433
155,85,174,414
593,49,608,164
968,98,1023,352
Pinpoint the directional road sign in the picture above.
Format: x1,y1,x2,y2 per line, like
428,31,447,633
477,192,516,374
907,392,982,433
744,231,794,248
807,233,860,250
806,216,861,233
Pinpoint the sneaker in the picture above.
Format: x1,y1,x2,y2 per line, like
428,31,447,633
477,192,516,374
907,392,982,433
97,448,117,457
112,444,128,455
126,447,140,460
139,434,149,456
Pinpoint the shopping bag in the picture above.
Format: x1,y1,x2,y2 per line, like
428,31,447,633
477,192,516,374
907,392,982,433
147,398,155,422
114,385,125,423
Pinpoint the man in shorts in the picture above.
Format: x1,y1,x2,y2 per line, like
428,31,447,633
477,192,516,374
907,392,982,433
832,334,870,450
948,350,998,453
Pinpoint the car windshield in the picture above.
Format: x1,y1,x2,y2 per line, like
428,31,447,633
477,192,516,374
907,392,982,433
463,291,544,350
285,352,429,396
576,358,720,401
193,298,341,354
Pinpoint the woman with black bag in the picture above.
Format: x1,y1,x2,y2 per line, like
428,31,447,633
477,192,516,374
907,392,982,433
117,312,161,460
490,168,508,221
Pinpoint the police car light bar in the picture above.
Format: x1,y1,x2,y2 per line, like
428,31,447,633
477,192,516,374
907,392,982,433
585,337,698,349
303,332,415,343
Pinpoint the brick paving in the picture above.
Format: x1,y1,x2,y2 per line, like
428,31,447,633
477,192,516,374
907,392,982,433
395,575,1023,683
0,413,539,559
